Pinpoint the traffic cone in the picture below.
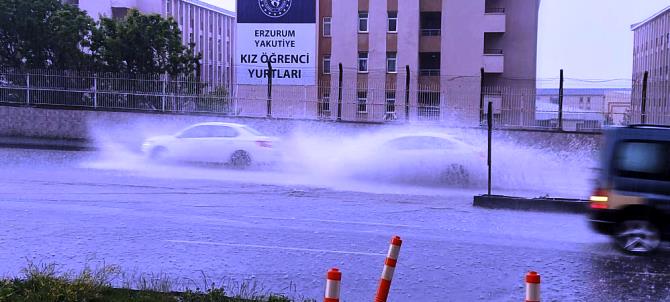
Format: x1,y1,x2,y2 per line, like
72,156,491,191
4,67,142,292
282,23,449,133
525,271,541,302
374,236,402,302
324,268,341,302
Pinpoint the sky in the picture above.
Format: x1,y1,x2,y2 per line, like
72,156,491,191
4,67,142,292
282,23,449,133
203,0,669,87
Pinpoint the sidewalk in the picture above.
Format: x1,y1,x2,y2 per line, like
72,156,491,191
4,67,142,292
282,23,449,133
0,136,94,151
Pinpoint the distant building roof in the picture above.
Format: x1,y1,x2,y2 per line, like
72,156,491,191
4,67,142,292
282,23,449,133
631,5,670,31
536,88,631,96
185,0,236,17
535,101,605,121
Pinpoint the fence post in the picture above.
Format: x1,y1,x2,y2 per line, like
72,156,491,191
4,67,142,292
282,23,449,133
404,65,410,122
337,63,343,121
267,61,273,118
26,72,30,105
641,71,648,124
487,101,493,196
558,69,564,131
93,76,97,108
479,67,485,125
161,74,166,112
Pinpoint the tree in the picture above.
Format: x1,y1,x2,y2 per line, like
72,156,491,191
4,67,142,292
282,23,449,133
0,0,94,69
90,9,200,77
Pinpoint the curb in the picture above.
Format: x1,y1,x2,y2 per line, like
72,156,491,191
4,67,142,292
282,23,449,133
0,137,95,151
473,194,588,214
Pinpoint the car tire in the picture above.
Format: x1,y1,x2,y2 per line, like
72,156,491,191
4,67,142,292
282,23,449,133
614,220,661,255
150,146,167,161
230,150,251,168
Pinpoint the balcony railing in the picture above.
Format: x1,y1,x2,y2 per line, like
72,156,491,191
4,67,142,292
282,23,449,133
484,48,504,55
485,7,505,13
420,29,441,36
419,69,440,76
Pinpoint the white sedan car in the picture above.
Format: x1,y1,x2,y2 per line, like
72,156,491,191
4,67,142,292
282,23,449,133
360,133,485,185
141,122,280,167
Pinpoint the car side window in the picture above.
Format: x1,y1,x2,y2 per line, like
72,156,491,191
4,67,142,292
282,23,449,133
614,141,670,181
209,126,239,138
179,126,208,138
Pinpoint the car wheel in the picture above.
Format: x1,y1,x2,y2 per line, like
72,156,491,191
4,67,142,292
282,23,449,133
150,147,167,161
614,220,660,255
441,164,470,185
230,150,251,168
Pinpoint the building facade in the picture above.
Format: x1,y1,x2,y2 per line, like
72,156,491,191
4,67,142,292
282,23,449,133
63,0,235,88
632,5,670,124
318,0,540,125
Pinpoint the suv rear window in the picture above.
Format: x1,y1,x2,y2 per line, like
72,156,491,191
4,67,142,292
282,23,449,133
614,141,670,181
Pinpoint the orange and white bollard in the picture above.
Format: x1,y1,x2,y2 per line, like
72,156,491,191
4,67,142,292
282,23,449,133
525,271,541,302
374,235,402,302
324,268,341,302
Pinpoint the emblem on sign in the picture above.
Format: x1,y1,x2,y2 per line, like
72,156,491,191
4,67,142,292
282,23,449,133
258,0,292,18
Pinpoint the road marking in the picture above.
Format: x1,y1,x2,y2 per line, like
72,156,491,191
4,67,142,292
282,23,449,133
242,215,412,228
165,240,384,257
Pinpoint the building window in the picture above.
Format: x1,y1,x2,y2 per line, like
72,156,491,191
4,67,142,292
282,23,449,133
323,55,331,74
359,12,369,33
323,17,332,37
166,0,172,14
419,52,440,76
420,12,441,36
387,52,397,73
111,7,129,20
357,90,368,113
358,52,368,72
386,91,396,114
388,11,398,33
209,37,213,58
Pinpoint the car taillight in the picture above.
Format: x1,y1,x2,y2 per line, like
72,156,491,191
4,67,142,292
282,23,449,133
256,141,272,148
590,188,609,209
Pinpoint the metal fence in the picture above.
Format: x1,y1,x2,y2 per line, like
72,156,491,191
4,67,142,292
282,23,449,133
0,68,634,132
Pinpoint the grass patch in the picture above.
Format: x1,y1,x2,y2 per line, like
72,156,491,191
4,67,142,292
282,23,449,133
0,262,314,302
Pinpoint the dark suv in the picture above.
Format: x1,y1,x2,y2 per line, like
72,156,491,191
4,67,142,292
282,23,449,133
589,125,670,255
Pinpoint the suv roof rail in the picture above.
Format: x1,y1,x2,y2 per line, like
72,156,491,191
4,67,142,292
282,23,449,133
627,124,670,129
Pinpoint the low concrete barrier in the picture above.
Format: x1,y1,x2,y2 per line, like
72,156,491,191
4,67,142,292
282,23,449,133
0,136,93,151
473,194,588,214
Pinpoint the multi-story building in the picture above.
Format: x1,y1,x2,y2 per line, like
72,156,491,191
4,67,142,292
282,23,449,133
63,0,235,88
318,0,540,125
631,5,670,124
